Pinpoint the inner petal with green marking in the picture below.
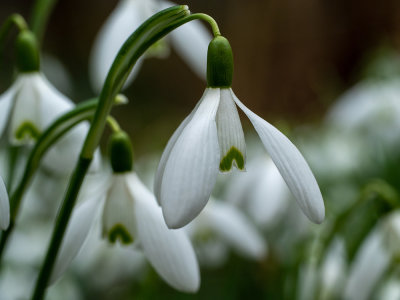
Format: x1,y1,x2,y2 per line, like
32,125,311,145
14,121,41,142
107,223,134,245
219,146,245,172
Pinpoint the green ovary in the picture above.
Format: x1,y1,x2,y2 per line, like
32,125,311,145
107,224,133,245
219,146,245,172
15,121,41,141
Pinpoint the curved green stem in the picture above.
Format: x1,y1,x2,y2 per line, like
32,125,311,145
190,13,220,36
107,116,121,133
30,0,57,44
0,14,28,44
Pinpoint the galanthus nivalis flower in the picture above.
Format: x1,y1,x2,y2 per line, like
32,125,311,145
0,72,94,174
0,176,10,230
89,0,212,91
51,132,200,293
155,36,325,228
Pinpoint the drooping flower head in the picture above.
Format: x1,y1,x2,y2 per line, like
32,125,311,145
51,131,200,293
155,35,325,228
0,30,96,174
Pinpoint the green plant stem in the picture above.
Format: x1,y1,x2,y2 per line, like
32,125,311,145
30,0,57,44
32,7,223,299
32,157,91,300
190,13,220,36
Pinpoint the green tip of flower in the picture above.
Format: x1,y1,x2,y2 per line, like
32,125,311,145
219,146,245,172
109,131,133,173
14,121,41,142
107,224,133,245
15,30,40,73
207,36,233,88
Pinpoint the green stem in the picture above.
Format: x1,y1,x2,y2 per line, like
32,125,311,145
31,157,91,300
107,116,121,132
32,6,223,299
30,0,57,44
6,146,20,192
190,13,220,36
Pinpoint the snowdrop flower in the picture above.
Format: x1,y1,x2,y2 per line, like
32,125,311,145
155,36,324,228
187,198,267,265
51,132,200,293
90,0,211,91
326,78,400,148
0,31,95,174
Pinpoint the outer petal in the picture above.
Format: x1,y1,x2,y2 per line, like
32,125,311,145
160,0,211,79
154,101,200,204
50,189,105,285
89,0,148,92
127,173,200,292
159,88,220,228
0,176,10,230
216,89,246,172
102,175,136,243
205,200,267,260
232,90,325,223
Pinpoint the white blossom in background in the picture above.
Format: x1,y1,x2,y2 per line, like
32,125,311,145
343,228,390,300
326,78,400,149
319,239,347,300
186,198,267,266
51,171,200,293
155,87,324,228
0,72,98,175
89,0,212,92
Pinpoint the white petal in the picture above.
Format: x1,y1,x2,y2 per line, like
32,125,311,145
216,88,246,172
154,101,200,204
89,0,148,92
127,173,200,292
102,175,136,243
9,73,73,145
0,86,15,138
0,176,10,230
50,190,103,285
205,200,267,260
232,90,325,223
159,88,220,228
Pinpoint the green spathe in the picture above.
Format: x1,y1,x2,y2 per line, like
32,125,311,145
15,30,40,72
219,146,245,172
107,223,133,244
207,36,233,88
109,131,133,173
15,121,41,141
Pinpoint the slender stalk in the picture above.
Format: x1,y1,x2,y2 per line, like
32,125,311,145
190,13,220,36
32,7,223,299
32,157,91,300
30,0,57,44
